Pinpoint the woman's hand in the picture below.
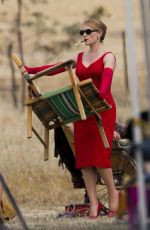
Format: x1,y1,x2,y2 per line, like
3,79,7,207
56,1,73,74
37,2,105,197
113,131,121,141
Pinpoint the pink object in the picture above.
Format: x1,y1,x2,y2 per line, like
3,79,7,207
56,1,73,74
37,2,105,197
127,178,150,229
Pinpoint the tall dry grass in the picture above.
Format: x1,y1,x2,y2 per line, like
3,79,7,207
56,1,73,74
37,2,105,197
0,100,84,208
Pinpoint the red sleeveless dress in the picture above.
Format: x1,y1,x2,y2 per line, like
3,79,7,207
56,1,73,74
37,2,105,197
74,52,116,169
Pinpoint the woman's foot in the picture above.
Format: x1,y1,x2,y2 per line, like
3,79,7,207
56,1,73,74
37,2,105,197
108,191,120,218
89,201,103,219
107,209,118,218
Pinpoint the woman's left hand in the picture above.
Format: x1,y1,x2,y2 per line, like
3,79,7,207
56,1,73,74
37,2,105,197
113,131,121,141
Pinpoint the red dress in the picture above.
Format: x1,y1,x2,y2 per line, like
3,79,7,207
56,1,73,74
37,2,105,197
74,52,116,169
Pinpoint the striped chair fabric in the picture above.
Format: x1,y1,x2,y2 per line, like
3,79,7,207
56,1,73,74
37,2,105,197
32,79,111,127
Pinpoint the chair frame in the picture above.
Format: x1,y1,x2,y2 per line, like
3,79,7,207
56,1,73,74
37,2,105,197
12,54,111,161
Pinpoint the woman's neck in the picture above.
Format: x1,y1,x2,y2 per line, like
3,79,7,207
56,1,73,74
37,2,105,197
88,42,104,55
82,42,106,67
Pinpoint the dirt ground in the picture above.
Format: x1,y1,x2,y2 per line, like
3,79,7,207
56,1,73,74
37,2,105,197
2,207,129,230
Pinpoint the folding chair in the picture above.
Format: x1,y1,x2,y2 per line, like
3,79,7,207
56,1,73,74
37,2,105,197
12,54,112,161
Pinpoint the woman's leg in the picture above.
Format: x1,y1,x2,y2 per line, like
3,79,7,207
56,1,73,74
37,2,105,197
81,167,98,216
97,168,119,211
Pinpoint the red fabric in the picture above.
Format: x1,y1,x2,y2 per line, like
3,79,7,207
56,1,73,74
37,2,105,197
75,52,116,169
99,67,113,99
25,63,65,75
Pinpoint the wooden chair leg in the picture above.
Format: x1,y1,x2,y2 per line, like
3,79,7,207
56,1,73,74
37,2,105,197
44,126,49,161
68,67,86,120
95,116,110,148
78,87,110,148
62,124,76,156
27,105,32,138
27,87,32,138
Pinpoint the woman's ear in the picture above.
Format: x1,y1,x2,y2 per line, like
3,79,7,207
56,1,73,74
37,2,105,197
97,31,103,41
99,30,103,37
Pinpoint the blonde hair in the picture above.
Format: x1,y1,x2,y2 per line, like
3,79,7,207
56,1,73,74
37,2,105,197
82,18,107,43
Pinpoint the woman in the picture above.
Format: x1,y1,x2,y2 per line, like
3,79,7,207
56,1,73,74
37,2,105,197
25,18,119,219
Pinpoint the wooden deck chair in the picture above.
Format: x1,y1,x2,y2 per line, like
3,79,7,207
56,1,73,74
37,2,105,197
12,54,112,161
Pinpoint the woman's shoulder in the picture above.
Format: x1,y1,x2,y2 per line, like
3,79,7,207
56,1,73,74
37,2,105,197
77,51,84,57
103,51,115,59
68,52,83,66
103,51,116,63
102,51,116,69
74,52,84,62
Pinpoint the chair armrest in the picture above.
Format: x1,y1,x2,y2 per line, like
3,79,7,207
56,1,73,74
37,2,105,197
30,59,75,81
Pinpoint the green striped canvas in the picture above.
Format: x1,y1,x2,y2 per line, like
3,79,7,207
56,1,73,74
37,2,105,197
32,80,111,126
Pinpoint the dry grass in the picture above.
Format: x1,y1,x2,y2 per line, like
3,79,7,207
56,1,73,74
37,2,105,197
0,100,85,208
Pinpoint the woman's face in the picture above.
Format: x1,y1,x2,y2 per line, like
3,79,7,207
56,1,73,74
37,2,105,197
79,25,101,45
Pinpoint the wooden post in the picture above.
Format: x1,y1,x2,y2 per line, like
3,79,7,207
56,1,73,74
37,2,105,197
121,30,129,92
16,0,26,110
7,43,18,108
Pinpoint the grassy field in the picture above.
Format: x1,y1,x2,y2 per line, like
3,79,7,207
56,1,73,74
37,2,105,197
0,101,85,208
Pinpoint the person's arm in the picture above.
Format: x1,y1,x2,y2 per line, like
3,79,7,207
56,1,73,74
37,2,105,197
99,53,116,99
24,54,77,76
25,63,66,75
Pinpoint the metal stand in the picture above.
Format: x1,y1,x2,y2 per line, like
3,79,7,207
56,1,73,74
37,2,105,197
0,173,29,230
124,1,148,229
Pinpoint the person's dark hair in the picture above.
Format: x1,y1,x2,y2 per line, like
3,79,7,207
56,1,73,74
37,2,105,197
83,18,107,43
